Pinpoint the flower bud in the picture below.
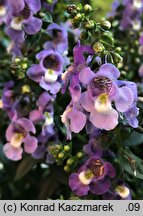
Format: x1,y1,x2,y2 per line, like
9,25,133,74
73,13,83,23
92,42,105,53
76,151,84,158
84,4,92,13
58,152,65,159
67,158,74,165
101,20,111,30
14,58,21,63
64,165,70,172
64,145,71,152
21,63,28,69
84,20,95,30
80,31,89,40
67,4,77,14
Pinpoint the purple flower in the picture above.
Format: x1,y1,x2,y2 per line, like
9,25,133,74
6,0,42,43
1,81,17,120
117,80,139,128
61,101,86,140
44,23,68,54
69,156,116,196
3,118,38,161
103,183,131,200
42,0,57,12
79,63,134,130
62,41,94,102
27,50,63,94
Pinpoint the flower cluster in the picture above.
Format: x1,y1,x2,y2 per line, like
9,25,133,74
62,42,138,139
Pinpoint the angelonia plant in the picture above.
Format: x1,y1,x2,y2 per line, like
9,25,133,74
0,0,143,200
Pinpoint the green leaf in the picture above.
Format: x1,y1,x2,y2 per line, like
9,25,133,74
118,148,143,180
100,31,114,47
123,131,143,146
15,156,37,180
42,12,53,23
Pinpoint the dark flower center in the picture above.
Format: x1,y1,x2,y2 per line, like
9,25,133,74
90,76,112,95
20,4,31,20
88,159,104,177
43,54,60,71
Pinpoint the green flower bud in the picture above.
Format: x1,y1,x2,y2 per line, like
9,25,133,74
46,0,53,4
64,165,70,172
14,58,21,63
67,4,77,14
58,152,65,159
80,31,89,40
92,42,105,53
21,63,28,69
84,4,92,13
76,152,84,158
101,20,111,30
84,20,95,30
55,144,63,151
64,145,71,152
67,158,74,165
73,13,83,23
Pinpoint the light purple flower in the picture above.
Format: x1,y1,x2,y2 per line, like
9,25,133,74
61,101,86,140
69,156,116,196
45,23,68,54
6,0,42,43
79,63,134,130
27,50,63,94
3,118,38,161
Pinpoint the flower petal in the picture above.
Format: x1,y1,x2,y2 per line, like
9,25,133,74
90,178,111,194
79,67,95,84
80,91,94,112
24,17,42,34
98,63,120,80
24,134,38,153
114,86,133,112
17,118,36,133
40,78,61,94
68,109,86,133
105,162,116,178
3,143,23,161
90,109,118,130
24,0,41,12
27,64,44,82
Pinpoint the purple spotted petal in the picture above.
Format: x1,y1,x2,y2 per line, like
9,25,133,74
24,17,42,34
80,91,94,112
90,178,111,194
27,64,44,82
24,134,38,153
32,145,46,159
25,0,41,12
90,109,118,130
67,109,86,133
98,63,120,80
17,118,36,133
114,86,133,112
105,162,116,178
79,67,95,84
3,143,23,161
40,78,61,94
